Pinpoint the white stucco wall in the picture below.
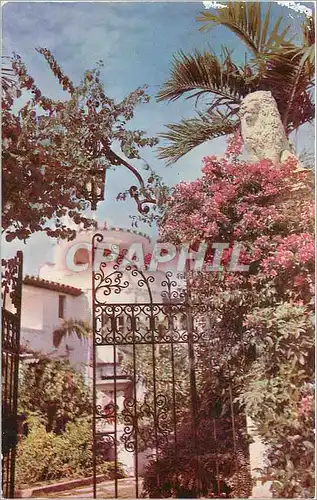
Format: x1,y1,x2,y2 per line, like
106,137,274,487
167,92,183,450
20,284,90,373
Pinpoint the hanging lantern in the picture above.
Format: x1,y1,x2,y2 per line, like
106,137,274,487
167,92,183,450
82,164,106,211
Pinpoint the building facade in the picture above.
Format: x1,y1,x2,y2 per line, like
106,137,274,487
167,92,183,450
20,276,90,372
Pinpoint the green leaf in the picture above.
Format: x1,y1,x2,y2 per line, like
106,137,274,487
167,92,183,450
158,112,237,165
197,2,293,55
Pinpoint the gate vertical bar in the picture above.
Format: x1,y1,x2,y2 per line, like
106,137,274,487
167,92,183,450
213,418,221,496
1,250,23,499
113,341,118,498
10,251,23,498
151,315,158,459
92,236,97,499
170,338,178,458
167,305,178,459
186,271,201,498
149,305,160,493
131,308,139,498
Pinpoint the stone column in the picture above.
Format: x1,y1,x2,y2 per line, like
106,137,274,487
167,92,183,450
246,416,272,498
239,92,285,499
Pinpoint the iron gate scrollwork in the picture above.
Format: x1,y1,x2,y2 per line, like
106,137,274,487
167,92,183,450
2,251,23,499
92,234,246,498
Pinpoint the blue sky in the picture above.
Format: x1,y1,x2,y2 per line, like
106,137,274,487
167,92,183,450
2,1,314,274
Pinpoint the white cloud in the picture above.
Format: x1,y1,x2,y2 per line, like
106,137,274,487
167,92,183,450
202,0,313,18
276,1,313,17
203,1,226,10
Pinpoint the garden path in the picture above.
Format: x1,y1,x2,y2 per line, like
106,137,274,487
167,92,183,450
43,477,143,498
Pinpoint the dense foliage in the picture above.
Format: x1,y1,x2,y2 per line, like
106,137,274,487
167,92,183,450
19,359,91,433
123,319,253,497
240,303,314,498
143,419,251,499
141,362,252,498
16,359,126,487
16,415,124,487
2,49,158,241
153,135,315,498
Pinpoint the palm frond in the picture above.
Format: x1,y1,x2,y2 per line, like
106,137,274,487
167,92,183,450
1,56,17,97
197,2,293,55
158,112,238,165
265,16,315,75
296,16,315,80
282,54,314,129
302,15,315,48
298,148,315,171
53,319,90,348
258,16,315,132
157,50,254,105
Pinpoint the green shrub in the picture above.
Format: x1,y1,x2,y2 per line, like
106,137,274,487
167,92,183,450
16,415,57,486
240,304,315,498
18,359,92,433
16,416,125,487
142,413,252,498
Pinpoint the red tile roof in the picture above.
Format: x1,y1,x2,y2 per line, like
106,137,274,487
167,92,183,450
23,275,83,296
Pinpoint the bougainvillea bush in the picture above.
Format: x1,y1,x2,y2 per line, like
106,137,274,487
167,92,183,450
145,134,315,498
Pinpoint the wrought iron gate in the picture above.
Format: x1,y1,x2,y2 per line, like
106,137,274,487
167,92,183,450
92,234,249,498
1,251,23,498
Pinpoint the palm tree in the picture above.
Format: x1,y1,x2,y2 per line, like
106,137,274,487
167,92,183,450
157,2,315,164
53,319,91,348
